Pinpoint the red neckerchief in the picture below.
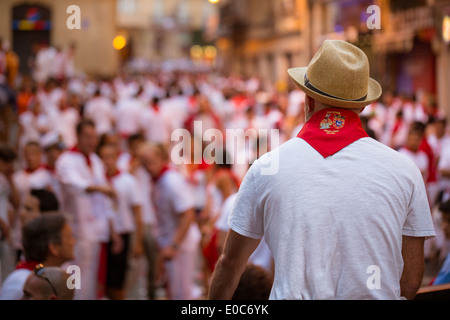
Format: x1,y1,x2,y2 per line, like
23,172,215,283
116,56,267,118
70,145,92,168
16,260,40,271
25,165,44,174
152,165,170,183
297,108,369,158
106,169,121,183
43,163,55,173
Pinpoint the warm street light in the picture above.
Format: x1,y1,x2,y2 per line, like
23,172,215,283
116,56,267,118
208,0,220,4
113,35,127,50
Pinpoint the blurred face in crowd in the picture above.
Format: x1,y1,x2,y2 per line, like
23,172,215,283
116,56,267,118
406,130,423,152
77,124,98,155
99,144,118,173
0,159,14,176
442,212,450,239
49,223,76,264
45,146,63,168
20,193,40,224
24,144,42,170
139,146,165,179
434,120,446,139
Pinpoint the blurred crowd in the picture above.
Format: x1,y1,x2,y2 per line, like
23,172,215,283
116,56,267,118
0,42,450,300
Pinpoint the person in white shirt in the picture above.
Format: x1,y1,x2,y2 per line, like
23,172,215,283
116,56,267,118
140,97,169,144
121,134,159,300
114,91,144,141
399,122,429,181
55,119,121,300
53,96,79,149
84,90,115,136
98,143,143,300
139,142,200,300
209,40,435,300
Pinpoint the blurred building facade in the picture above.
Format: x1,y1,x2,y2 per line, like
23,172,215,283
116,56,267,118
214,0,311,89
215,0,450,119
0,0,118,78
116,0,219,63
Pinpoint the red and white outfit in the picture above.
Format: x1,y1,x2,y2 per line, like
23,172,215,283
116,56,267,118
55,147,113,300
229,108,435,300
106,171,142,235
151,167,200,300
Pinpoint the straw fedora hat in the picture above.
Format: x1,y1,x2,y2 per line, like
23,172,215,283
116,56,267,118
288,40,382,108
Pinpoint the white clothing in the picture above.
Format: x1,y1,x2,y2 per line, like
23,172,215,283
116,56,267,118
55,150,112,243
216,193,273,273
0,269,31,300
152,170,200,250
117,154,157,226
84,96,115,136
229,137,435,300
108,172,142,234
54,108,79,149
140,107,169,143
152,169,200,300
398,148,429,180
115,97,144,137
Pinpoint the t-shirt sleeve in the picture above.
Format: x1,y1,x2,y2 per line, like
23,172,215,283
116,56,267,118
403,167,436,239
228,165,264,239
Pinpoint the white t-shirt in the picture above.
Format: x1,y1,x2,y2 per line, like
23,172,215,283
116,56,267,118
216,193,273,273
114,97,144,137
117,154,157,226
152,170,200,250
55,150,113,243
229,137,435,300
0,269,30,300
84,96,115,136
398,148,429,180
109,172,143,234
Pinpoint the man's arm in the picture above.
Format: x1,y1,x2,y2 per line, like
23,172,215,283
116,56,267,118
400,236,425,300
208,230,260,300
160,208,195,260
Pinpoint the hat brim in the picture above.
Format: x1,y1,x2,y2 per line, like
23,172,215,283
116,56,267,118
287,67,382,109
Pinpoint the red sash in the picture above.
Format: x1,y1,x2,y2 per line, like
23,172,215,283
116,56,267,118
297,108,368,158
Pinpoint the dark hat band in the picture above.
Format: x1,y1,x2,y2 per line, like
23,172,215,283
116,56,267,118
304,73,368,102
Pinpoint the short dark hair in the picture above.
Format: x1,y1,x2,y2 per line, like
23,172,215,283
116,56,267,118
232,264,273,300
439,199,450,214
76,119,95,136
25,141,41,149
22,213,66,262
30,189,59,212
0,146,16,163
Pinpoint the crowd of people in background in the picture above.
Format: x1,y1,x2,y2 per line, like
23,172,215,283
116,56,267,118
0,42,450,300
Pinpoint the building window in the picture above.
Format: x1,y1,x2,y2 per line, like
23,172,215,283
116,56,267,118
118,0,137,14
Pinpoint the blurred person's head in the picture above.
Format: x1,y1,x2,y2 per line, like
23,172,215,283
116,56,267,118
76,119,97,155
22,213,75,266
42,133,65,168
232,264,273,300
127,133,145,156
20,188,59,224
98,143,119,174
22,266,74,300
406,122,426,152
24,141,42,171
439,200,450,239
137,142,168,179
0,145,16,176
434,118,447,139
